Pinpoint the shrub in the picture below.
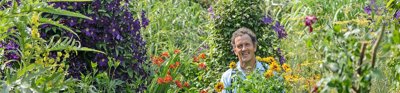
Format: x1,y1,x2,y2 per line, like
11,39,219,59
211,0,279,66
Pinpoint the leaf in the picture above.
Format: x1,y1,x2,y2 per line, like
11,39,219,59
35,7,92,20
39,18,79,38
47,0,92,2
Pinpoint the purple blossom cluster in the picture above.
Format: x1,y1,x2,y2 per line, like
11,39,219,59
1,40,20,66
42,0,149,91
262,16,287,39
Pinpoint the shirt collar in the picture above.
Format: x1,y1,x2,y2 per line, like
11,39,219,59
236,60,265,77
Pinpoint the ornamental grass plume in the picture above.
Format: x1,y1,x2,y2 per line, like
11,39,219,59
215,82,224,92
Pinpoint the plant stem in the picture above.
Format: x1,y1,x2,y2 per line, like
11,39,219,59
371,23,385,68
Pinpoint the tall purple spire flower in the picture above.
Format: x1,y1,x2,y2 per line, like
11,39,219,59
277,48,286,65
272,21,287,39
141,10,150,28
262,16,273,25
364,5,372,15
395,10,400,19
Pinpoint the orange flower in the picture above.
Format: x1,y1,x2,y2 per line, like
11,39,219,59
200,89,208,93
175,61,180,67
152,56,164,67
169,64,176,69
193,56,199,62
164,74,173,83
174,49,181,54
198,53,206,59
199,62,206,69
175,80,183,88
184,82,190,88
157,78,164,84
162,51,170,58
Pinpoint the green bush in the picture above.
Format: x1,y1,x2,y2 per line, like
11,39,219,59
211,0,278,66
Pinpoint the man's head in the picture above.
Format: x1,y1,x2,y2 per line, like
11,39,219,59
231,27,257,64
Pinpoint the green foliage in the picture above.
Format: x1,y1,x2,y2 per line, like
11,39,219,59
211,0,277,66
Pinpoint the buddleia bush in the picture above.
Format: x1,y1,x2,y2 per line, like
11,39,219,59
211,0,279,66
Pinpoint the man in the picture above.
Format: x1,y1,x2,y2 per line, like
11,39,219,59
220,27,269,93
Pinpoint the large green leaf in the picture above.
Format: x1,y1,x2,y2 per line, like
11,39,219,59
47,0,92,2
35,7,92,20
39,18,79,38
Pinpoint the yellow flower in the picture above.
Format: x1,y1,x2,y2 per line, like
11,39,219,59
284,75,292,81
270,62,281,72
215,82,224,92
256,56,262,61
229,61,236,69
31,27,40,38
31,12,39,25
25,44,32,49
282,63,291,72
57,52,63,57
264,69,274,78
262,57,276,64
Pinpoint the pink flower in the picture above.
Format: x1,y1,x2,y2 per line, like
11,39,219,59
305,16,318,32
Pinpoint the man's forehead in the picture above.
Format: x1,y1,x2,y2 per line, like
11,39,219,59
234,35,252,43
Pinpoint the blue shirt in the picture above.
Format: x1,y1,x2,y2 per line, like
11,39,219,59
220,61,269,93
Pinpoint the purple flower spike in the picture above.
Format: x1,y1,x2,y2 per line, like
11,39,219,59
141,10,150,28
364,5,372,15
272,22,287,39
395,10,400,19
262,16,273,25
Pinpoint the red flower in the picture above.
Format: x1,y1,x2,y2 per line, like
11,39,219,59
174,49,181,54
198,53,206,59
199,62,206,69
162,51,170,58
175,61,180,67
305,15,318,32
157,78,164,84
175,80,183,88
152,56,164,67
184,82,190,88
193,56,199,62
200,89,208,93
169,64,176,69
164,74,173,83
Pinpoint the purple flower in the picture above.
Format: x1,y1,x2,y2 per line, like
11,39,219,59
272,21,287,39
277,48,286,65
208,6,216,19
5,41,18,50
262,16,273,24
95,53,108,67
92,0,101,11
5,52,20,60
141,10,150,28
66,18,78,27
364,5,372,15
395,10,400,19
305,15,318,32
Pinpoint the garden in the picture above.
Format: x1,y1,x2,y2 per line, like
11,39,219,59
0,0,399,92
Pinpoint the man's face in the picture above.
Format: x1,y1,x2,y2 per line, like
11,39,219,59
233,34,256,64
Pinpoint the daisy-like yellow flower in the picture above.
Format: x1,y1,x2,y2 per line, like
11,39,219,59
270,62,281,72
264,69,274,78
256,56,262,61
282,63,291,72
284,75,292,81
215,82,224,92
262,57,276,64
229,61,236,69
